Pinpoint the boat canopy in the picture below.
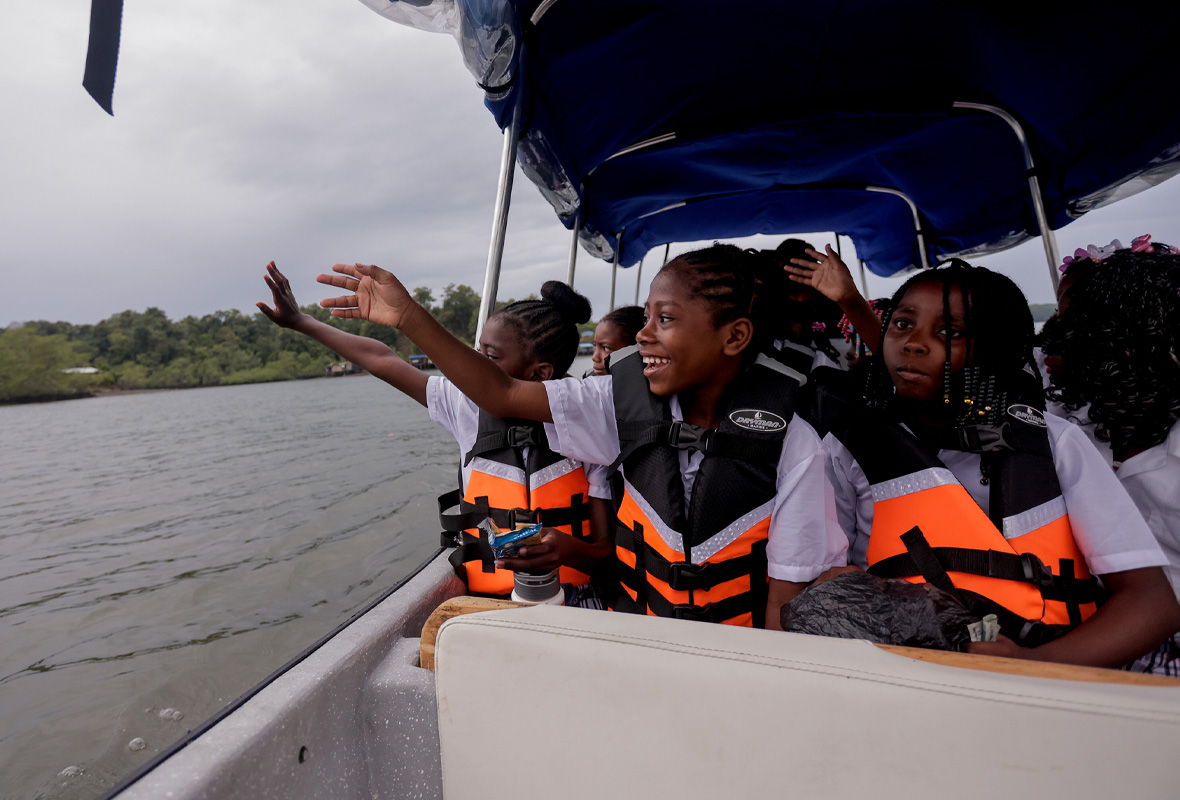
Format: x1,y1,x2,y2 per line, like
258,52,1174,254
360,0,1180,278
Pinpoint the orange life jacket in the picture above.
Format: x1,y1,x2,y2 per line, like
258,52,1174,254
600,347,806,627
811,373,1104,646
438,412,593,596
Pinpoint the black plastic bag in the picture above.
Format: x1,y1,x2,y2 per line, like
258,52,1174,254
781,571,979,651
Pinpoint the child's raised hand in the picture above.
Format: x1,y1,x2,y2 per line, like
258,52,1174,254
256,261,306,329
784,244,858,305
317,262,416,330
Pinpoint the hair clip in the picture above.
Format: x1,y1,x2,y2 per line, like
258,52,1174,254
1130,234,1155,253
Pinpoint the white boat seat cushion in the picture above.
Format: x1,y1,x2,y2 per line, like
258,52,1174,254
434,605,1180,799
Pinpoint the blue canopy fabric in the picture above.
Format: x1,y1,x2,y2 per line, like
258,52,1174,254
399,0,1180,275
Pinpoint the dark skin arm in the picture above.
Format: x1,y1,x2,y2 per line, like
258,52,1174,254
766,565,863,631
496,498,615,575
317,263,552,421
258,261,429,406
784,245,883,353
968,567,1180,668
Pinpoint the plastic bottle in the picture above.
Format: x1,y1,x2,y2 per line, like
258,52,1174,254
510,568,564,605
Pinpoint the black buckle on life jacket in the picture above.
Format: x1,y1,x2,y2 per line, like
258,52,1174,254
956,423,1015,453
667,562,715,592
506,425,539,448
667,421,712,453
507,507,540,528
670,603,714,622
1019,552,1055,590
439,530,460,548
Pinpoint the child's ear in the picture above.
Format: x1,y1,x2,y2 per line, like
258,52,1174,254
531,361,556,381
721,318,754,356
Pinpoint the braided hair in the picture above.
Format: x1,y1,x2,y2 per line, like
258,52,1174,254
863,260,1041,429
1039,246,1180,454
662,243,789,357
600,305,645,344
492,281,592,377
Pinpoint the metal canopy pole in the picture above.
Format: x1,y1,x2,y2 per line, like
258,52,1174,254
633,256,644,306
954,101,1061,293
566,207,581,287
474,99,523,345
663,243,671,265
858,259,869,297
609,232,622,311
864,185,930,269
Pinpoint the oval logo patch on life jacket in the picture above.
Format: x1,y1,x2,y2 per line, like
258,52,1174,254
1007,404,1047,428
729,409,787,433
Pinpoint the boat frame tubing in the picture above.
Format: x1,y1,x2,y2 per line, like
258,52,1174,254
954,101,1061,292
566,206,581,286
865,185,930,269
475,97,524,344
609,232,622,311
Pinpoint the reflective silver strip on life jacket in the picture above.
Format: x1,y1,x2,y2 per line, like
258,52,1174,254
610,343,641,366
870,467,958,503
468,456,526,487
529,458,583,491
621,476,774,564
1002,496,1068,541
754,352,807,386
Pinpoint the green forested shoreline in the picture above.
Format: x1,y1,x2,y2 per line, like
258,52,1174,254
2,292,1056,405
0,284,484,405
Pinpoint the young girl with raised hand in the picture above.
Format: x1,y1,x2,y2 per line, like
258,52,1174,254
811,260,1180,668
589,305,644,377
317,245,847,628
257,261,613,599
1039,239,1180,672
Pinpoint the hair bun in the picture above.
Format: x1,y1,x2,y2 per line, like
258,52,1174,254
540,280,592,325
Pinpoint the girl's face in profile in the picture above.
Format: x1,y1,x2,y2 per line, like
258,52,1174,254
882,280,969,404
479,315,544,381
591,321,629,376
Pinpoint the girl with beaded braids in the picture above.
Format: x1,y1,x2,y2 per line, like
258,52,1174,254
259,262,614,601
316,245,847,628
809,260,1179,668
1039,240,1180,673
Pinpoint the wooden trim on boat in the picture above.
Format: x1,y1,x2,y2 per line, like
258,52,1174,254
420,596,525,670
875,644,1180,686
419,596,1180,685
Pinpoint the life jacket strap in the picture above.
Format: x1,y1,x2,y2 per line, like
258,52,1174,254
951,588,1073,648
448,531,498,577
609,524,768,626
463,424,541,466
868,535,1105,606
437,492,593,541
610,420,782,472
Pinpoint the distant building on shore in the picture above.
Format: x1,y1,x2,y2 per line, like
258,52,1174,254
325,361,365,377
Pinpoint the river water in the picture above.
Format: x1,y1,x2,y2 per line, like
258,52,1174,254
0,372,490,800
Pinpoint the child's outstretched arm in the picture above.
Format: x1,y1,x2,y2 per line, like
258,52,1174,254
968,566,1180,668
317,262,553,422
785,245,883,353
257,261,428,406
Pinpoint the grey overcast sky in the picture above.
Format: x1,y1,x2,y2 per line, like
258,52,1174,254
3,1,1178,329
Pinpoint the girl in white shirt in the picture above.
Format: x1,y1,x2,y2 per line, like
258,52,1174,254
1038,239,1180,672
315,247,847,629
811,260,1179,668
258,262,614,595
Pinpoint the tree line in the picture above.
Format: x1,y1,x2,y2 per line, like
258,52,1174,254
0,284,484,404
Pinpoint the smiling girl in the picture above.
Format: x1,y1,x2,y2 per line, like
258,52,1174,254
317,245,847,628
811,261,1180,667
